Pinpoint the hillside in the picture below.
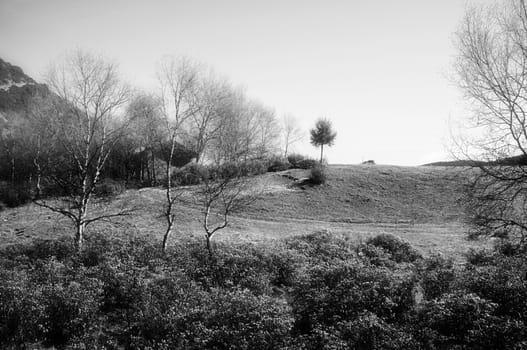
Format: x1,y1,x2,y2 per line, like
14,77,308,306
0,165,483,259
245,165,465,224
0,57,49,113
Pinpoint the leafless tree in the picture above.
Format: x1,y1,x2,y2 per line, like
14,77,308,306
185,72,230,163
127,93,164,185
209,89,281,163
281,113,303,158
157,56,201,251
195,164,262,256
454,0,527,247
33,50,131,251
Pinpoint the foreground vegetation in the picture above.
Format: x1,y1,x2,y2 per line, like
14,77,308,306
1,231,526,349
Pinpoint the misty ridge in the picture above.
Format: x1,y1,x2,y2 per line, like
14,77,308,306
2,0,527,349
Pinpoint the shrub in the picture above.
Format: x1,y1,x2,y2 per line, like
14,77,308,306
366,234,422,263
167,240,303,294
494,239,521,256
132,285,293,350
94,178,125,198
308,165,327,185
209,161,243,180
19,237,75,263
39,279,103,347
0,185,31,207
287,153,305,168
285,231,355,263
173,162,209,185
419,254,456,300
358,243,397,267
267,156,291,172
0,260,103,348
465,248,495,266
416,292,525,349
296,158,318,169
240,159,268,176
291,261,416,334
337,312,417,350
459,254,527,322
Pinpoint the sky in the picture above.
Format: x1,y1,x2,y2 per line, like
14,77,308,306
0,0,490,165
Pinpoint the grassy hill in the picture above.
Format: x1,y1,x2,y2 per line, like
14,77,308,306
0,164,484,260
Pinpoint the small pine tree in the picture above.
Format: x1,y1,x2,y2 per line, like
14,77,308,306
310,118,337,163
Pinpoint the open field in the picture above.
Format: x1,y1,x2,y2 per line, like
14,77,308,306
0,164,486,260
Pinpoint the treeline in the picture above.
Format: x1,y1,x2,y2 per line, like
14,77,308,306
0,52,291,202
0,231,525,349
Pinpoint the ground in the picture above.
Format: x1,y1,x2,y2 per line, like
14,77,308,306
0,164,486,260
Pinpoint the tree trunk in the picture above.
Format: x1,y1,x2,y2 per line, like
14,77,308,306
206,234,213,257
75,221,86,252
10,155,15,184
320,144,324,163
162,221,173,252
151,149,156,186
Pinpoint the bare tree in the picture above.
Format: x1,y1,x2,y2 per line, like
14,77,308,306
185,72,230,163
157,56,201,251
454,0,527,247
252,103,281,159
281,113,303,158
209,89,281,163
33,50,131,251
127,93,164,185
195,163,262,256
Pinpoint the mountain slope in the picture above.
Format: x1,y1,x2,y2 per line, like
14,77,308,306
0,57,49,112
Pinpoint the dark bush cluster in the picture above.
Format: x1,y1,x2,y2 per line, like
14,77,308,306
172,159,271,187
287,153,318,169
94,178,126,198
0,183,31,208
308,165,327,185
366,233,422,263
267,156,291,172
1,231,526,349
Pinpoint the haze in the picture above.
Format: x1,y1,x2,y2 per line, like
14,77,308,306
0,0,488,165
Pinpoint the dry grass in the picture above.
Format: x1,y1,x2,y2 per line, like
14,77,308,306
0,164,487,260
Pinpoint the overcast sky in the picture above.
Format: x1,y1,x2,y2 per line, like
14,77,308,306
0,0,491,165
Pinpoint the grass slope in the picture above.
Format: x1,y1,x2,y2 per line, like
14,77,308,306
0,165,484,260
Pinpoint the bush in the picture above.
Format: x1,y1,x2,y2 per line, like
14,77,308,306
94,178,126,198
285,231,355,263
0,237,76,265
240,159,268,176
0,185,31,207
459,254,527,322
308,165,327,185
167,240,303,294
0,260,103,348
173,162,209,185
267,156,291,172
132,285,293,349
366,234,422,263
296,158,318,169
290,261,416,335
419,254,456,300
209,161,244,181
336,312,417,350
494,239,521,256
358,243,397,267
287,153,305,168
465,248,495,266
2,232,527,348
416,292,525,349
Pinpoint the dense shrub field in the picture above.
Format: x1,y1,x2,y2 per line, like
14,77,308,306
0,231,526,349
